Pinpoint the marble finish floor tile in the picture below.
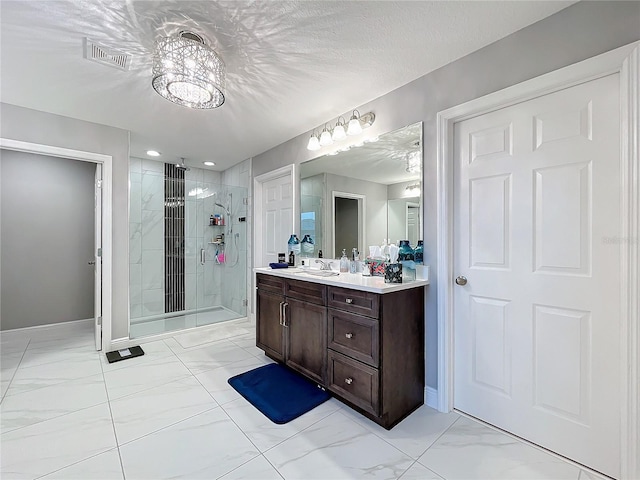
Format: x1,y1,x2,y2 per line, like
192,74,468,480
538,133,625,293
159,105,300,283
195,355,272,405
223,396,342,452
1,373,108,432
418,416,581,480
19,345,99,369
110,376,218,444
219,455,283,480
340,404,460,459
399,461,444,479
231,335,264,357
99,339,176,372
40,449,124,480
119,408,260,479
174,340,255,375
7,354,103,396
174,319,253,348
0,403,116,480
264,410,414,479
580,469,610,479
103,354,192,400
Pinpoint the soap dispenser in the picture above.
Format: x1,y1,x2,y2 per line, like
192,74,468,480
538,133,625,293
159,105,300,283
339,249,349,273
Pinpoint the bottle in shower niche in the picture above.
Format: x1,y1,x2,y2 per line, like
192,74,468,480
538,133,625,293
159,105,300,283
340,249,350,273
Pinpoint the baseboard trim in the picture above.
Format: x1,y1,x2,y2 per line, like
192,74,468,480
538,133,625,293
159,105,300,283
1,317,93,334
426,386,438,409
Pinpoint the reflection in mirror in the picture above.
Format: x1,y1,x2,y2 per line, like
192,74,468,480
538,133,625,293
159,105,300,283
300,122,422,259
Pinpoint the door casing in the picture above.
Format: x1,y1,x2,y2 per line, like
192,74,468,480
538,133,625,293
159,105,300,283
436,42,639,479
0,138,113,352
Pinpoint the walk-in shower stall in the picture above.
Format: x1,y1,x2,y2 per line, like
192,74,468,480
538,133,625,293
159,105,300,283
129,159,247,338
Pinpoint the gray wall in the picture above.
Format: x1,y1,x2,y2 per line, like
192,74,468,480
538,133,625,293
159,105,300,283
251,1,640,389
0,103,130,340
1,151,95,329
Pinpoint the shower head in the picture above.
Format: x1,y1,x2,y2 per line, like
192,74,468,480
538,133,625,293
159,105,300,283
214,201,231,217
175,157,190,171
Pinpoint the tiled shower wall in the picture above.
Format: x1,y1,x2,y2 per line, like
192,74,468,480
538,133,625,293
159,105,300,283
300,174,324,256
129,158,165,320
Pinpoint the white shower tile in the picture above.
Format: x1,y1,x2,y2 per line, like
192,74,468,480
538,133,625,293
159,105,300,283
141,249,164,290
0,403,116,480
1,373,108,432
129,263,142,305
129,182,142,223
185,273,197,310
40,448,124,480
417,416,580,480
129,303,142,319
129,223,142,264
119,408,259,479
110,376,218,444
141,158,164,174
141,288,164,316
141,171,164,211
264,410,414,479
141,210,163,250
130,157,142,174
185,201,197,237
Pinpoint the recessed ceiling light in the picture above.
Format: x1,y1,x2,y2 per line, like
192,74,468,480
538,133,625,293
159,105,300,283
146,150,161,157
203,161,215,166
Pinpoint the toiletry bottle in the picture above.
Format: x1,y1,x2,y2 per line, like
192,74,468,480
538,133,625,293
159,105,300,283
350,248,358,273
288,251,295,266
209,214,214,226
318,250,323,258
340,249,349,273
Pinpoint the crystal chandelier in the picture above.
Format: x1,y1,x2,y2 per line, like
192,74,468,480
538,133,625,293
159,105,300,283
152,31,225,109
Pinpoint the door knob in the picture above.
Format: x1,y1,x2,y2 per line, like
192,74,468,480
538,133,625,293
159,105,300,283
455,276,468,286
88,261,96,265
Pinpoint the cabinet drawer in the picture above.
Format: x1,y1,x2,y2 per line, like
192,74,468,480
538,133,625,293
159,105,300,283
285,278,326,306
328,309,379,367
327,287,379,318
327,351,379,416
256,273,284,295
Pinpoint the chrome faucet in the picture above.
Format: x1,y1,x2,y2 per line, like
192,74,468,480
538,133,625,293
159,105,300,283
315,259,334,271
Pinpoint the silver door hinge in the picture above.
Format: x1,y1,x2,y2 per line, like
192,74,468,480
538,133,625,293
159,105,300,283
243,197,249,205
97,316,102,326
243,299,248,306
97,248,102,257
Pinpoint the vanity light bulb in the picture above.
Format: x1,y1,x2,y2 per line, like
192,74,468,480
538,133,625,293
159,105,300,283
347,117,362,136
332,124,346,141
307,135,321,151
319,129,333,146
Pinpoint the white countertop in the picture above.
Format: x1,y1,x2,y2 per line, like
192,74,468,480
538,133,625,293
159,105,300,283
254,266,429,294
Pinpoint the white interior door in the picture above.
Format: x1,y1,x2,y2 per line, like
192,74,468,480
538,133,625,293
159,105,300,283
262,174,293,266
453,74,621,477
94,164,102,350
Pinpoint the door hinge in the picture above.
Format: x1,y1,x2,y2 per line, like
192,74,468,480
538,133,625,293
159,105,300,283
96,179,103,188
97,248,102,257
243,197,249,205
97,316,102,326
243,299,248,306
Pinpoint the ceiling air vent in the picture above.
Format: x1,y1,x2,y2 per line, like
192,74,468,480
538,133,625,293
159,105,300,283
83,38,131,71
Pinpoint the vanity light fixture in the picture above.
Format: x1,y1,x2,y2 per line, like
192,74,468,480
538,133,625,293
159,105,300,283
146,150,161,157
306,111,375,151
152,31,225,109
405,182,421,193
203,161,216,166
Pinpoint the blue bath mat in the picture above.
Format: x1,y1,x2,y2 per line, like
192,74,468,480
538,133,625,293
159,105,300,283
228,363,330,424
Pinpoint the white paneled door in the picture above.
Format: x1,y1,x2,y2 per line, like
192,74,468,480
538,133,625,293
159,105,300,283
261,173,293,266
94,163,103,351
453,74,621,478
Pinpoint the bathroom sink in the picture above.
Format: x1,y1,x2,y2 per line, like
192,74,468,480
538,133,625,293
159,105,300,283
302,270,340,277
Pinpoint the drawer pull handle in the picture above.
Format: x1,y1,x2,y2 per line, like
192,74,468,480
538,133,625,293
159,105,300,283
345,298,353,304
345,333,353,339
344,377,353,385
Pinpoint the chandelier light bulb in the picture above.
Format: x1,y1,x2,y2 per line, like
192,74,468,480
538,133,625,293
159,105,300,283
332,117,347,141
319,124,333,146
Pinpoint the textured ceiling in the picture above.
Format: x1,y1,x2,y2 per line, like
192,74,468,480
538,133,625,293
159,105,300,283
0,1,573,170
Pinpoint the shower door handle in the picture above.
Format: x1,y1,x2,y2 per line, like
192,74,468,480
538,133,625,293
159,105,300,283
200,248,206,265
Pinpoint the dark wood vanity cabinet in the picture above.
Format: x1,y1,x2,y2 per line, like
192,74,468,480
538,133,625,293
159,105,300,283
256,272,425,429
255,274,327,384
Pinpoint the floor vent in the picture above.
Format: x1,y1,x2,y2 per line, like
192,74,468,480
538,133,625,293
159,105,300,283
83,38,131,71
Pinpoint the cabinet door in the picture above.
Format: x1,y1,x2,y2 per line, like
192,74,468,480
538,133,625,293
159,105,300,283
285,297,327,385
256,289,285,362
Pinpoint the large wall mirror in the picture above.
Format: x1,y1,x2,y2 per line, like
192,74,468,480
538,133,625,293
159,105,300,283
300,121,422,259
